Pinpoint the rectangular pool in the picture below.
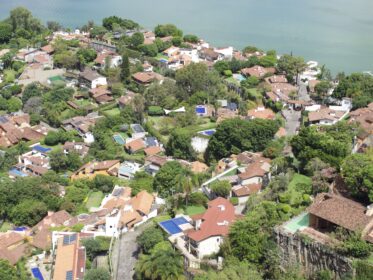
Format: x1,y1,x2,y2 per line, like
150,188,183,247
283,212,309,234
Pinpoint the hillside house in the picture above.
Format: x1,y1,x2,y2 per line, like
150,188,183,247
71,160,120,180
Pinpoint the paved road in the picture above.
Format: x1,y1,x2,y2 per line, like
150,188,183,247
298,82,311,102
113,225,149,280
282,109,301,136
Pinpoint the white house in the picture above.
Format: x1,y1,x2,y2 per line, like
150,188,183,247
80,68,107,89
186,198,238,259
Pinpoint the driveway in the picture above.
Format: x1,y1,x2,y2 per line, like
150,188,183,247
282,109,301,136
112,224,150,280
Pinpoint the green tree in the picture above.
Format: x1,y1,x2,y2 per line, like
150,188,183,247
315,81,332,102
9,199,48,226
333,73,373,109
9,7,43,33
54,51,79,69
129,171,154,195
337,230,372,258
165,128,195,160
77,48,97,65
135,241,184,280
84,268,110,280
22,83,44,104
291,125,354,169
153,161,185,197
195,260,262,280
137,225,165,254
90,25,107,39
0,260,18,280
210,180,231,198
277,54,307,83
228,201,284,263
0,22,12,43
6,97,22,112
175,63,220,100
154,24,182,37
83,237,111,261
50,150,69,172
130,32,144,48
341,152,373,202
139,43,158,57
47,21,62,31
183,34,199,43
144,80,177,108
120,53,130,81
205,118,279,162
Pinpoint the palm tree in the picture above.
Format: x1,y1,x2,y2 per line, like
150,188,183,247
136,243,185,280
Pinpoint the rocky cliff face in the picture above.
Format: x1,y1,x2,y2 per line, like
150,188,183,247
274,227,354,279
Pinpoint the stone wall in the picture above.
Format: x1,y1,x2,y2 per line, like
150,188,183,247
274,227,354,279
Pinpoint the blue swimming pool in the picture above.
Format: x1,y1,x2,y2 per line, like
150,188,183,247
195,106,206,114
233,73,246,82
14,226,27,231
113,134,125,145
9,168,28,177
31,267,44,280
32,145,52,154
159,217,189,235
198,129,216,137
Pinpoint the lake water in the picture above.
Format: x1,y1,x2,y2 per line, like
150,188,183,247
1,0,373,74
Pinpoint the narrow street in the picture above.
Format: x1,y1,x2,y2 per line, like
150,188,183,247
112,224,150,280
282,109,301,136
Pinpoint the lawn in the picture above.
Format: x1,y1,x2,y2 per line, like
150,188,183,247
153,215,171,223
0,221,12,232
185,205,205,216
155,53,168,61
103,108,121,117
74,99,92,107
288,174,312,191
59,108,76,120
86,191,104,209
43,143,62,152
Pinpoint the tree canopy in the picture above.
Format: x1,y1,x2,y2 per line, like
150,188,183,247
165,128,196,161
205,118,279,162
291,124,355,170
341,152,373,203
153,161,186,197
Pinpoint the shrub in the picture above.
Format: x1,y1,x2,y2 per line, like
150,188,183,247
230,197,239,206
148,105,164,116
224,70,233,77
189,192,208,207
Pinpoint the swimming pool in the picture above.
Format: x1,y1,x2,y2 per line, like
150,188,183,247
195,105,206,115
283,212,309,234
113,134,125,145
9,168,28,177
31,267,44,280
233,73,246,82
198,129,216,137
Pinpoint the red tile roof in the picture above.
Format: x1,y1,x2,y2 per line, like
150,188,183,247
187,197,237,242
144,146,162,156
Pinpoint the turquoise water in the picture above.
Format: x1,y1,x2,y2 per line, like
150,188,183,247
283,212,310,234
1,0,373,73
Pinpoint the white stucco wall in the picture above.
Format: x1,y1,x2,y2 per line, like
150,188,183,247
92,77,107,89
241,176,261,186
197,236,223,259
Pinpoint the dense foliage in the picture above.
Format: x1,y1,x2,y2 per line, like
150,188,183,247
291,123,355,170
205,118,279,162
